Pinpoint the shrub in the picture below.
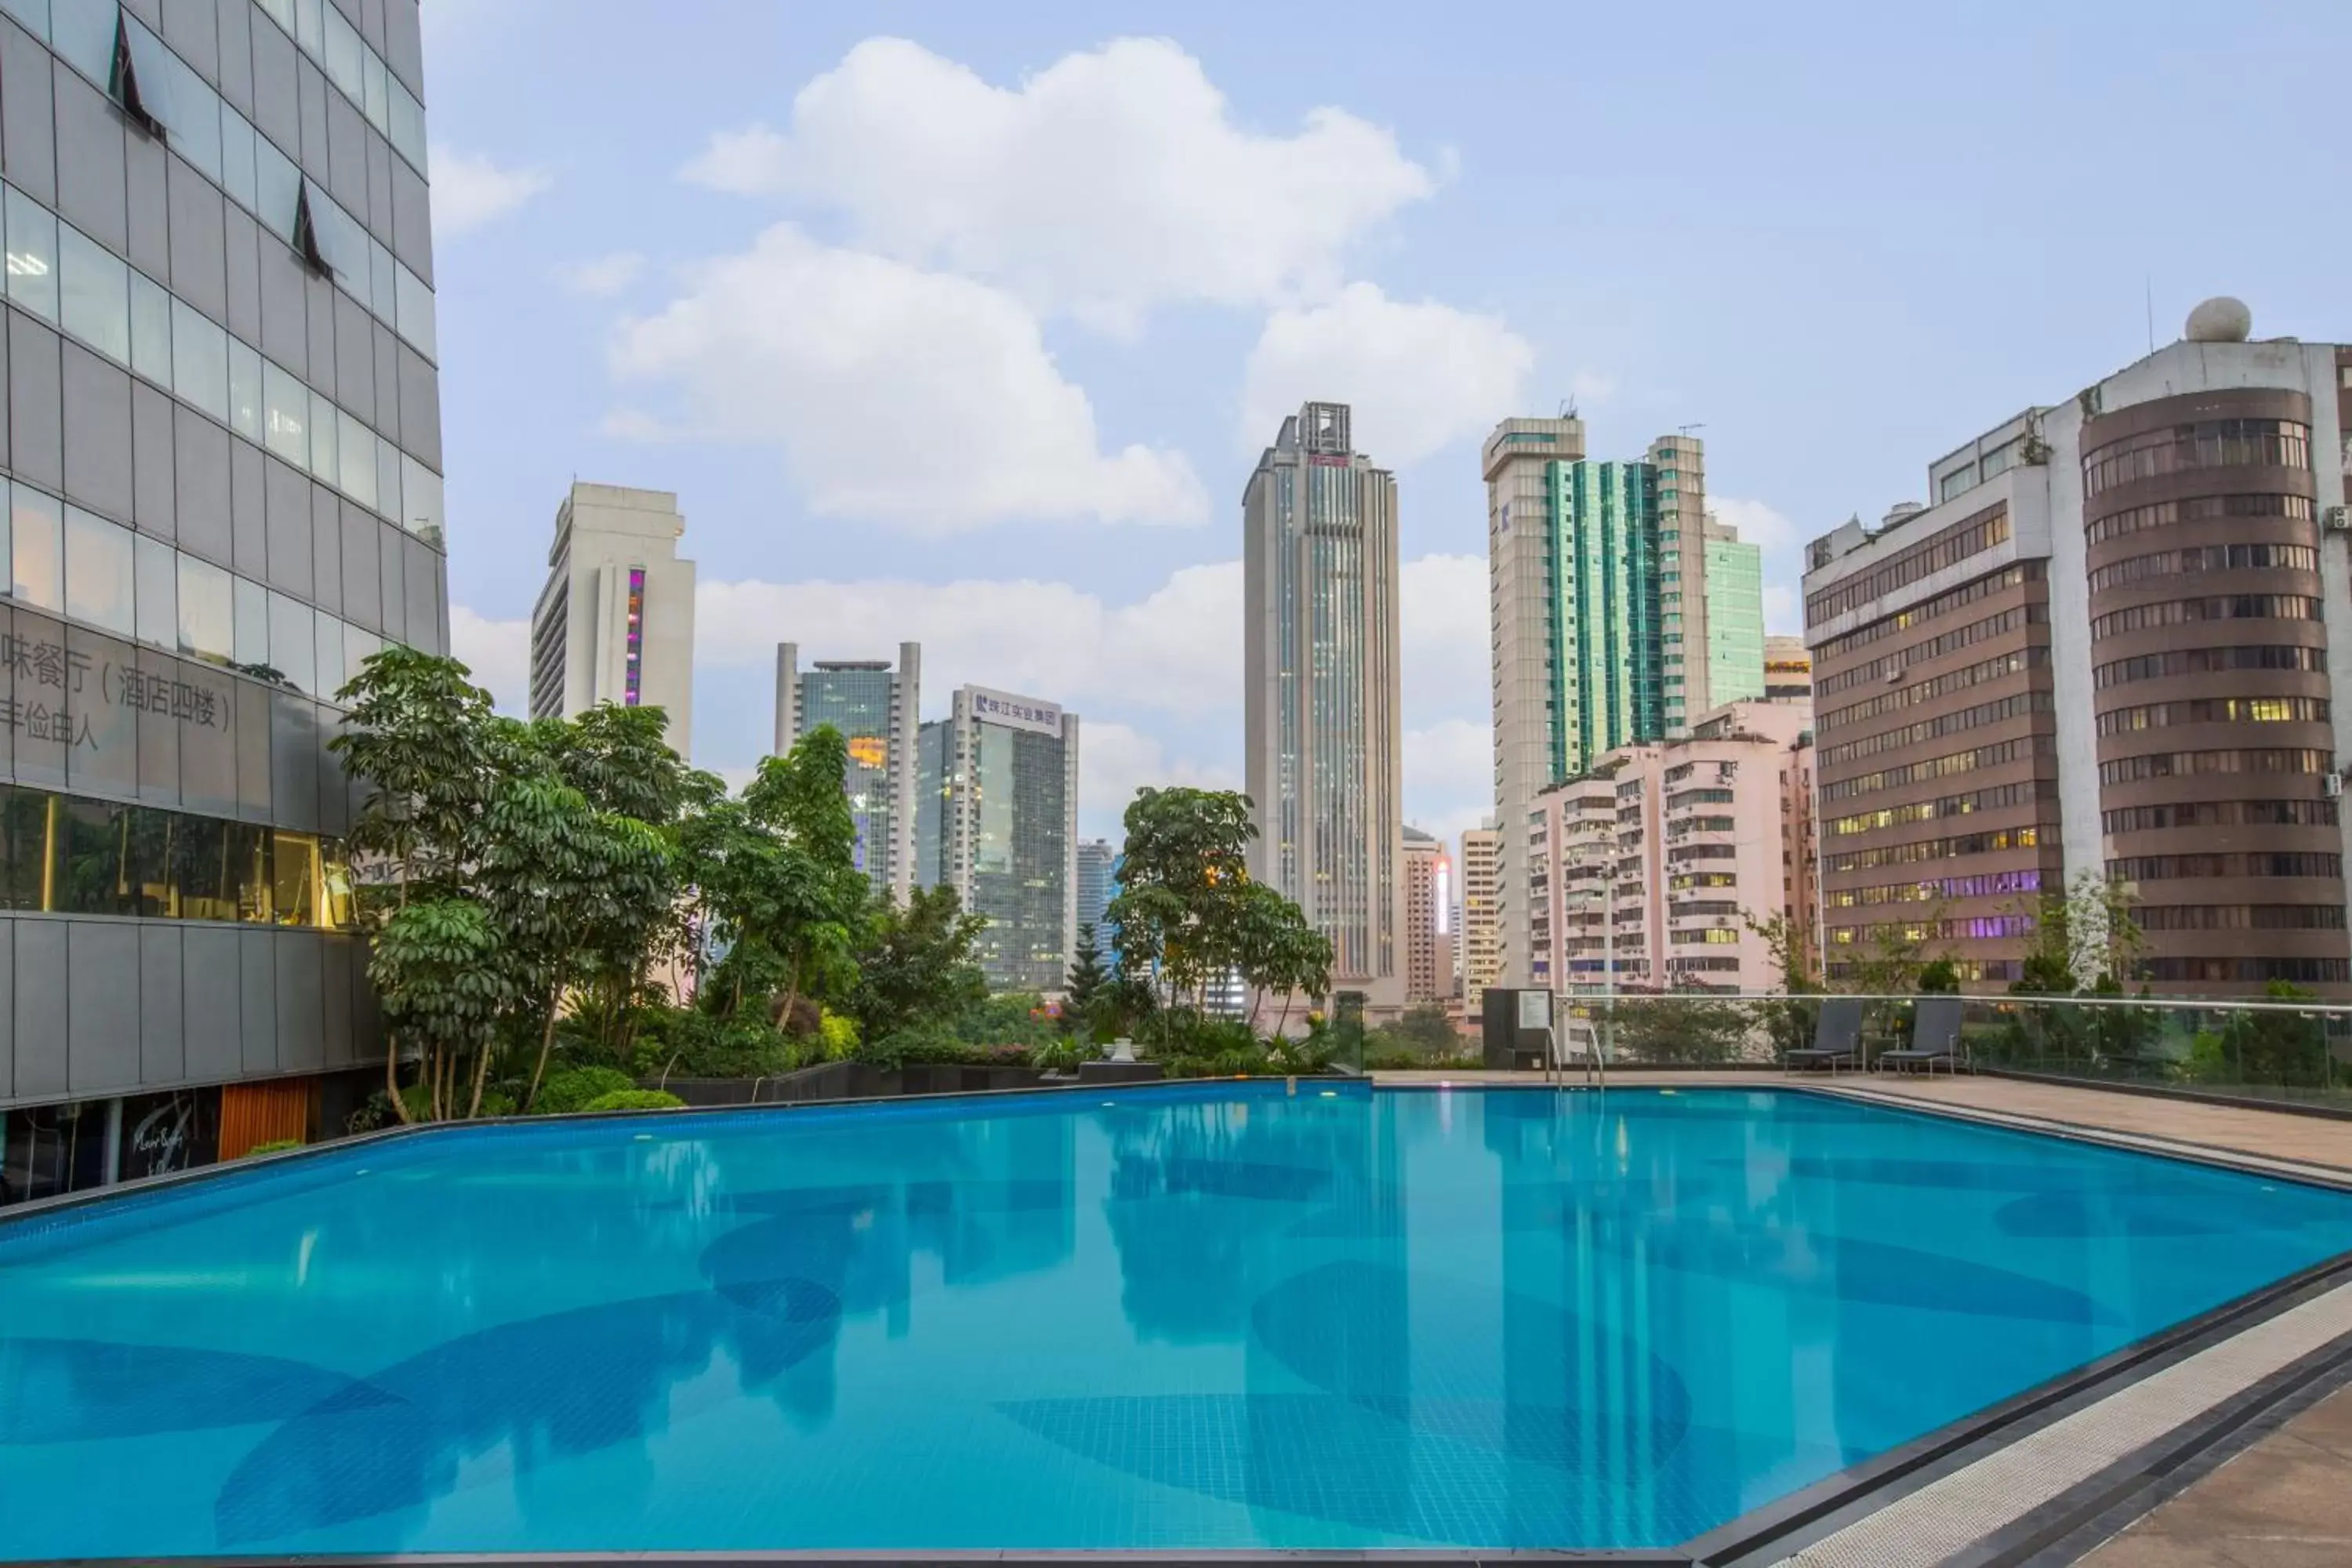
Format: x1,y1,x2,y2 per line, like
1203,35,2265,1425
1030,1036,1095,1073
582,1088,685,1112
245,1138,303,1156
534,1065,637,1114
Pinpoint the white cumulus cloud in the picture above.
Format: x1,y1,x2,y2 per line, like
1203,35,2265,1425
1402,717,1494,841
1082,721,1240,837
1710,495,1801,552
1398,553,1490,727
695,561,1241,717
1240,283,1532,466
1762,583,1803,637
449,605,530,714
428,146,551,238
556,252,647,298
681,37,1436,332
608,226,1205,532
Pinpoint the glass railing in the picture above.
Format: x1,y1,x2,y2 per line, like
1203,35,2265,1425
1519,991,2352,1108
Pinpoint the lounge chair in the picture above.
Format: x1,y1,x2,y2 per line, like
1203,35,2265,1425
1784,998,1865,1073
1878,996,1965,1075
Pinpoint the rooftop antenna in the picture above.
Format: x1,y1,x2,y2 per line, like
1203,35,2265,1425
1678,423,1705,436
1559,396,1579,420
2144,275,2154,354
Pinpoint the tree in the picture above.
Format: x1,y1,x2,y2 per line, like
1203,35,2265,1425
368,898,514,1121
1393,1003,1458,1054
1105,787,1258,1021
332,648,503,910
1064,924,1109,1035
848,884,989,1046
1610,992,1750,1065
1232,882,1332,1040
1744,906,1823,1062
1917,958,1960,993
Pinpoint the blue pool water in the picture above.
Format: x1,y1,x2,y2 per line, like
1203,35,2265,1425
3,1083,2351,1558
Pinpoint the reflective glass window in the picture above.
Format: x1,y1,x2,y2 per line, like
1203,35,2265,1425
255,0,292,32
220,109,257,212
267,590,314,692
400,456,444,541
5,186,59,324
262,359,307,466
362,51,389,133
254,136,299,246
369,237,397,321
338,411,376,508
64,506,132,636
47,0,111,81
232,574,268,668
343,621,379,680
133,533,174,648
11,485,62,612
388,79,426,171
57,221,129,364
394,260,436,359
314,610,345,697
273,829,321,927
295,0,322,53
308,389,339,485
375,436,401,523
129,270,172,384
0,0,49,44
171,299,229,423
176,553,232,663
321,5,363,99
227,340,263,442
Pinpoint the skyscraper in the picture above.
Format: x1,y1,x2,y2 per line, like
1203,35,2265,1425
1403,828,1445,1004
774,642,920,903
0,0,445,1203
1243,401,1405,1011
1486,423,1762,985
916,686,1080,993
1074,839,1116,938
528,482,696,757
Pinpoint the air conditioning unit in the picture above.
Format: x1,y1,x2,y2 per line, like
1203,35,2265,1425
2325,506,2350,534
2326,773,2345,798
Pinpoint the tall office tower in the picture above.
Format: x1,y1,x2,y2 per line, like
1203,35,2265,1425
1487,423,1761,985
1243,401,1405,1011
1459,825,1504,1013
773,642,919,902
1402,827,1446,1004
916,686,1080,993
1804,299,2349,993
1074,839,1116,938
0,0,447,1203
1763,635,1814,704
1704,517,1766,706
528,482,696,757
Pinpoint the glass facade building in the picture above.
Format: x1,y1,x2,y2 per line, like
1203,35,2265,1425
1704,533,1765,706
1552,458,1665,776
0,0,443,1205
774,641,917,902
916,685,1078,993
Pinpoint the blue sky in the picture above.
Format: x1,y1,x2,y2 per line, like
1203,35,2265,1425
421,0,2352,841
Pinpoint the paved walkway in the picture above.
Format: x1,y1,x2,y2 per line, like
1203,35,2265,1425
1368,1069,2352,1563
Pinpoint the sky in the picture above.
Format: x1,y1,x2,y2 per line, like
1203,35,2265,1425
419,0,2352,844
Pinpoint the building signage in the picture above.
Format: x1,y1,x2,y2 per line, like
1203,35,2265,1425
970,688,1062,737
0,622,232,752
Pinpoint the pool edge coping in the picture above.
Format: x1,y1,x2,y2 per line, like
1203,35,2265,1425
4,1077,2350,1567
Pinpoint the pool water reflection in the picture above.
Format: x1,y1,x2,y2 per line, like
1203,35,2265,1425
2,1083,2349,1557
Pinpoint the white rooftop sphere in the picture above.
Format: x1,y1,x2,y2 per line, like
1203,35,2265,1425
2184,296,2252,343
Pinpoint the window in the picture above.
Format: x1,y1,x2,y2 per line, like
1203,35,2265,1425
63,507,132,636
176,554,233,664
394,260,437,359
1814,562,2045,659
307,390,339,485
254,136,300,246
2090,595,2322,639
262,361,307,466
2086,492,2310,546
2082,419,2312,495
1938,465,1976,501
313,612,345,698
129,271,172,385
10,485,62,612
2096,696,2328,735
220,109,257,212
2097,748,2330,785
4,186,57,324
232,575,269,669
338,410,376,509
2109,853,2343,881
170,299,229,423
1807,504,2010,622
56,222,127,363
2094,644,2324,688
133,534,174,649
2087,542,2318,593
227,341,263,443
321,4,365,100
267,592,314,693
401,456,444,541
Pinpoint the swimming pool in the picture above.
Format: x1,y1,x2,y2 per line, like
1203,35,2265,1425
2,1082,2349,1559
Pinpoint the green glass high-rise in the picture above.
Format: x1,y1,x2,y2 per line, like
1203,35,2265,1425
1548,459,1666,775
1703,534,1765,706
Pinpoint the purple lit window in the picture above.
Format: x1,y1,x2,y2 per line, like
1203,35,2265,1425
623,568,645,706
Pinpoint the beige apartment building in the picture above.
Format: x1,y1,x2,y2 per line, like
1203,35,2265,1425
1403,829,1446,1005
1459,825,1503,1013
1526,701,1817,994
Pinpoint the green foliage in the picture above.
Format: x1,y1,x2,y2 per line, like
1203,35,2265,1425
847,884,989,1046
1063,924,1109,1033
369,896,514,1120
1608,993,1751,1065
1917,959,1960,994
818,1011,859,1058
245,1138,303,1156
1364,1003,1461,1062
2212,980,2331,1087
532,1065,638,1114
954,992,1061,1049
1029,1035,1096,1073
581,1088,685,1112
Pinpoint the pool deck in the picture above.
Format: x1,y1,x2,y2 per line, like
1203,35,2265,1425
1371,1069,2352,1566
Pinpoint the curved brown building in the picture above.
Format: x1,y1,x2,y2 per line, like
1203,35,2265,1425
2083,390,2347,990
